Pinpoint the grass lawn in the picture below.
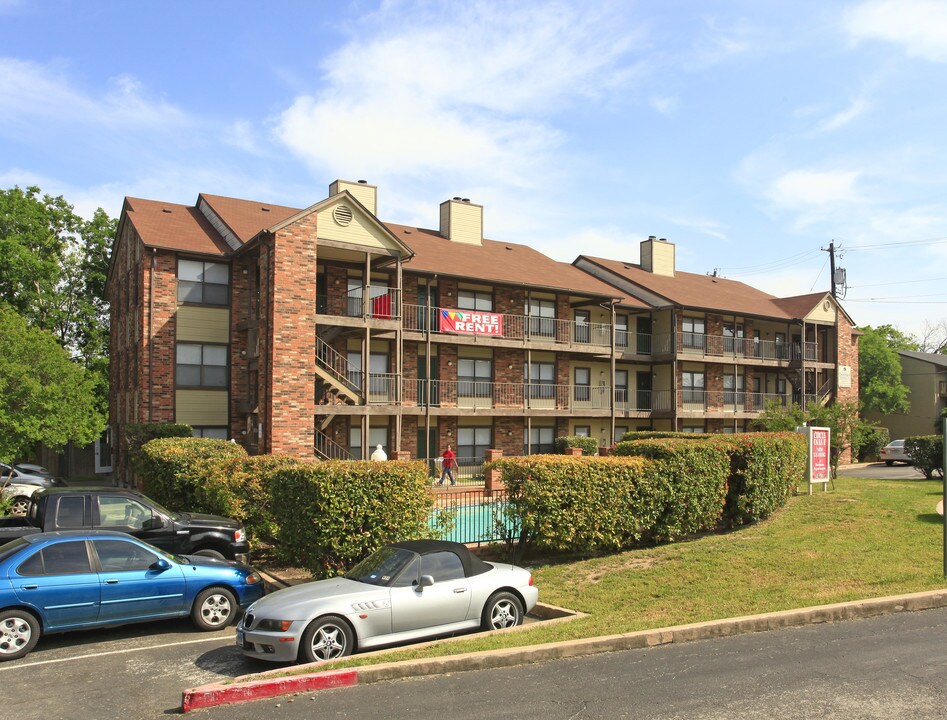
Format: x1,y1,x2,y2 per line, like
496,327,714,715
279,475,947,672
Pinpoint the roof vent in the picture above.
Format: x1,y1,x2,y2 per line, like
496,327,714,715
261,207,270,212
162,208,172,214
357,179,367,184
462,198,470,203
333,204,353,227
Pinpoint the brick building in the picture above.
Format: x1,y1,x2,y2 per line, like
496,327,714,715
106,180,859,474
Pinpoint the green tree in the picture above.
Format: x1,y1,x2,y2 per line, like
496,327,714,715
858,325,914,415
0,307,105,462
750,399,808,432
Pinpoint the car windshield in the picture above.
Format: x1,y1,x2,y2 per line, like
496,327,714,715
345,546,417,587
0,537,29,563
138,495,181,521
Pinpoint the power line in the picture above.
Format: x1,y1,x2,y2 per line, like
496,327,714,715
809,253,830,293
845,236,947,250
849,276,947,289
716,247,822,275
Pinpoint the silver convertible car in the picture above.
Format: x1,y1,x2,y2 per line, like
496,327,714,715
237,539,538,663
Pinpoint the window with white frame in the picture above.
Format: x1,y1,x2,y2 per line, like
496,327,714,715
457,426,491,463
574,367,591,401
349,426,389,457
723,322,745,353
524,426,555,454
682,317,705,350
176,343,228,388
178,259,229,306
458,357,492,398
574,425,591,437
682,371,704,403
458,289,493,312
723,372,744,405
525,361,555,399
528,298,556,337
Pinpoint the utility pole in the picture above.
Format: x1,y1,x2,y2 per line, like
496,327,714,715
828,241,836,298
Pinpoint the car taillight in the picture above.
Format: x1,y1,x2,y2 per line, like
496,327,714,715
234,528,245,542
528,575,533,586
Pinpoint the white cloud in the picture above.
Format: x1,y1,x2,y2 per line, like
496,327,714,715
0,59,189,133
818,98,870,132
274,1,643,190
766,169,863,209
843,0,947,62
650,96,679,115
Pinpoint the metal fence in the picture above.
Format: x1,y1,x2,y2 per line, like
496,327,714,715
430,487,515,546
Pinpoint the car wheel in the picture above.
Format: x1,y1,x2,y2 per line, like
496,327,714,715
9,496,31,516
885,460,893,467
191,587,237,631
192,548,227,560
481,591,524,631
0,609,40,661
299,616,353,663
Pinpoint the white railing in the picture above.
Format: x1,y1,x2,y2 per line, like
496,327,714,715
314,430,353,460
403,379,613,410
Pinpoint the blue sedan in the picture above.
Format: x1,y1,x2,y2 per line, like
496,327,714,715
0,530,265,661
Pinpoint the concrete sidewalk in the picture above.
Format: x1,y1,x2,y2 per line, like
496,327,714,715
181,583,947,712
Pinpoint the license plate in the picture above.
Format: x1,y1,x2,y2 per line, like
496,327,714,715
235,630,244,647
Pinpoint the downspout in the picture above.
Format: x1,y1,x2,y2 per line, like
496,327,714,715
425,275,434,464
610,301,617,447
148,248,156,422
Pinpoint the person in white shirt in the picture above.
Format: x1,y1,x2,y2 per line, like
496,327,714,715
370,444,387,461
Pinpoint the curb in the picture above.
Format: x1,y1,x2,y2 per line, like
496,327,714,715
181,587,947,712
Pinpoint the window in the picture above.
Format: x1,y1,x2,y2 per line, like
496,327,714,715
347,278,392,317
574,425,591,437
98,496,152,530
458,289,492,312
350,426,390,458
458,426,491,463
724,372,744,405
178,259,229,306
458,358,492,398
176,343,228,388
615,370,629,404
528,298,556,337
615,314,629,348
574,367,591,401
775,332,788,360
525,361,555,399
574,310,591,344
193,427,228,439
55,496,86,529
723,323,745,354
18,541,92,576
525,426,555,455
93,540,157,572
614,426,629,443
681,425,705,434
682,317,705,350
346,352,390,397
682,371,705,403
419,551,465,582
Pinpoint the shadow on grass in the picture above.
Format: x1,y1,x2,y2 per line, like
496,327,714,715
917,513,944,524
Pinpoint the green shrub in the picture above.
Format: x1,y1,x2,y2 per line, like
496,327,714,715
853,424,890,462
905,435,944,479
619,431,712,442
137,437,247,510
611,439,730,540
268,460,434,577
124,423,192,474
553,436,599,455
713,433,807,527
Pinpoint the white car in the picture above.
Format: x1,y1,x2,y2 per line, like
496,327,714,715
238,539,538,664
880,439,912,466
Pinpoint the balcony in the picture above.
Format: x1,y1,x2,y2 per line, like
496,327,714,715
403,304,618,350
675,332,819,363
404,379,616,411
316,286,401,320
678,390,793,413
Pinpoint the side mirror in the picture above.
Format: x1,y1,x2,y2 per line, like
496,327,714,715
416,574,434,590
151,558,171,572
143,516,164,530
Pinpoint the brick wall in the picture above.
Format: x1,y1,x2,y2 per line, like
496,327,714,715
144,250,178,423
494,417,523,455
265,214,318,457
230,257,251,441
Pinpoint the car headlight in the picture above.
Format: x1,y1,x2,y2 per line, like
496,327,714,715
246,572,263,585
255,618,293,632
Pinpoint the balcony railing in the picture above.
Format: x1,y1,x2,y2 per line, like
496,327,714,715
404,379,615,410
678,390,793,412
402,304,616,349
314,430,353,460
316,286,401,319
675,332,818,362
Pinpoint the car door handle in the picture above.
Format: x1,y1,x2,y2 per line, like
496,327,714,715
453,587,467,593
20,584,38,590
105,579,119,584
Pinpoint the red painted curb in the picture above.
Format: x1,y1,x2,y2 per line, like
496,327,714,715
181,669,359,712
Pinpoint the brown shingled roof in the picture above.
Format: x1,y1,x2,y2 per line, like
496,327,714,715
124,197,231,256
770,292,829,318
198,194,301,243
386,223,641,306
579,255,794,318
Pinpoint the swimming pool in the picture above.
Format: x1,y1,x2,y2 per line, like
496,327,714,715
430,499,519,544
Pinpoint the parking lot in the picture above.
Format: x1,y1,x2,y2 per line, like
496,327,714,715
836,461,923,481
0,619,261,720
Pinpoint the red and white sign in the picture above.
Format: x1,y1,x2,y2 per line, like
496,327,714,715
810,427,830,481
439,309,504,336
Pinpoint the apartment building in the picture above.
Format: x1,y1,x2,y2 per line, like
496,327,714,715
106,180,859,474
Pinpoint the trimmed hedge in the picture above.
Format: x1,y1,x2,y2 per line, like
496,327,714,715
905,435,944,479
269,460,435,576
138,437,247,510
854,424,890,462
125,422,192,474
619,431,713,442
713,433,807,527
554,436,599,456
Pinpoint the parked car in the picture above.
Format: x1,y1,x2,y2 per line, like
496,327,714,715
0,488,251,563
0,482,46,517
0,466,65,517
880,439,912,466
237,539,538,664
11,463,54,478
0,530,265,661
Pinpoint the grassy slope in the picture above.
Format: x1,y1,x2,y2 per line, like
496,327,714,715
288,475,947,671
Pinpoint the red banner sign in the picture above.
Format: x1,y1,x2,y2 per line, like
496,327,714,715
439,309,503,336
811,427,830,481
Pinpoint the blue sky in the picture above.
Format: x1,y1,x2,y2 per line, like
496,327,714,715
2,0,947,337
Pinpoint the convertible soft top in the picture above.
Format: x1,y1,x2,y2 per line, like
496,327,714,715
390,539,492,578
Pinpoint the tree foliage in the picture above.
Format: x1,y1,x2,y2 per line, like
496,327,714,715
0,307,105,462
858,325,913,415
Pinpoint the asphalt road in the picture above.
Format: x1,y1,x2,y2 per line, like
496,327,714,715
837,462,922,481
191,606,947,720
0,619,260,720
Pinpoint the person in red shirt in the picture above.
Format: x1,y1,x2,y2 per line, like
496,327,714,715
439,444,456,486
